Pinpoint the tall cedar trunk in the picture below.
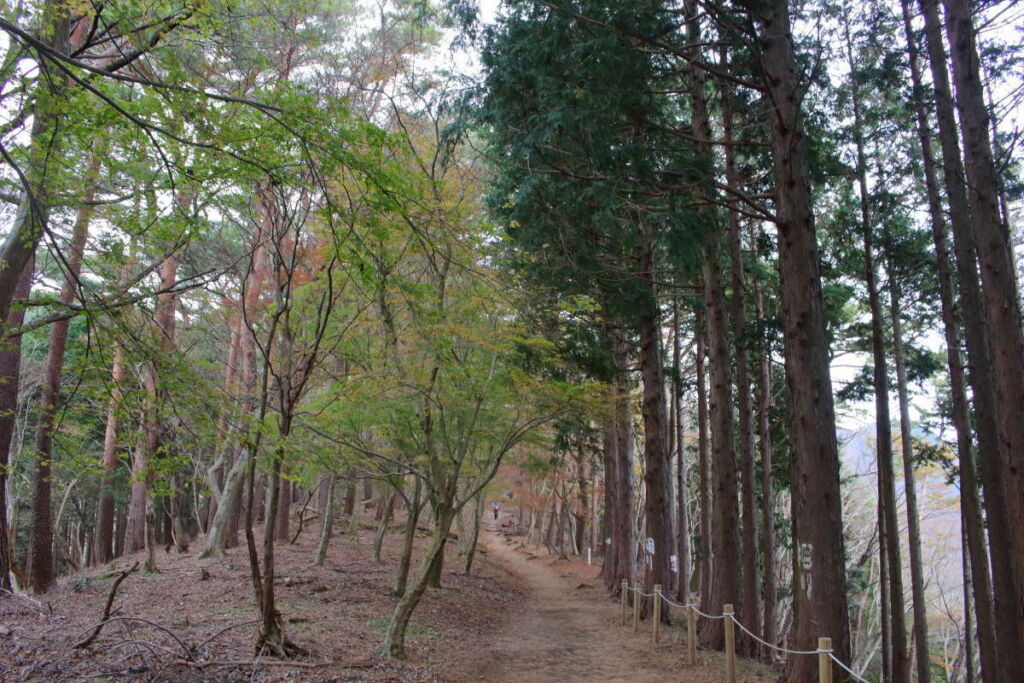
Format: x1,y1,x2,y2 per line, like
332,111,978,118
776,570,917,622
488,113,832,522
887,268,931,682
394,477,422,596
636,227,674,620
919,0,1024,672
754,282,777,648
685,5,737,642
960,515,976,683
27,150,98,591
941,0,1024,650
573,447,587,558
598,339,630,593
749,0,853,675
672,300,691,602
699,252,739,650
695,309,711,611
95,344,125,564
845,22,908,679
0,257,32,592
879,472,893,682
721,51,760,638
601,370,635,596
600,404,619,591
898,2,997,674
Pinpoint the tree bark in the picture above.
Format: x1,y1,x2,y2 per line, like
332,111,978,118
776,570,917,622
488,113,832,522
746,0,853,675
941,0,1024,651
95,344,125,564
754,281,777,650
844,20,908,678
672,299,692,603
0,257,32,593
384,506,456,659
887,271,931,683
920,0,1024,671
394,477,422,597
636,226,674,620
27,147,99,591
313,477,335,567
721,49,760,640
695,308,711,611
898,2,997,675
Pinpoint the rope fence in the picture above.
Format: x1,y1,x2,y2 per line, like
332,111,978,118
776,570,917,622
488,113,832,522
619,581,870,683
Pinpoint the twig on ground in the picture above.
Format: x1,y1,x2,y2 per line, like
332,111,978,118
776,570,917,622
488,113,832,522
175,658,330,669
73,562,139,649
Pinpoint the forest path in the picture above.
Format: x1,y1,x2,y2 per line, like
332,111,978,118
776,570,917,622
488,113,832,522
466,529,734,683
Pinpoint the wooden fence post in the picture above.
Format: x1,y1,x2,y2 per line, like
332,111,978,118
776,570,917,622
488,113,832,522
621,580,628,626
687,602,696,665
724,604,736,683
818,637,832,683
652,584,661,643
633,584,640,633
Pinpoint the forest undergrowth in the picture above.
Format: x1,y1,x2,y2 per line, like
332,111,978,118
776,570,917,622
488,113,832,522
0,515,526,682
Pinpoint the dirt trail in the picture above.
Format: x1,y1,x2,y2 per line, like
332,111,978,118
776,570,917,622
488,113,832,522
467,530,770,683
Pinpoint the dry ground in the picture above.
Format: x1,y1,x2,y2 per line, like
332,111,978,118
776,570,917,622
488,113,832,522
464,527,777,683
1,514,777,682
0,517,527,682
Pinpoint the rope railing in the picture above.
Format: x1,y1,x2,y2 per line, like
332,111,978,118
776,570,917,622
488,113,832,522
619,581,869,683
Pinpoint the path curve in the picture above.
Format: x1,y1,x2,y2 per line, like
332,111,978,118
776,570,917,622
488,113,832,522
468,530,701,682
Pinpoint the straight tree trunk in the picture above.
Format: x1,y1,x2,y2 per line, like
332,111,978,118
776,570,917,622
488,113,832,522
313,477,335,566
844,21,908,678
672,299,691,603
0,257,32,592
695,309,711,611
27,149,99,591
887,258,931,682
602,336,636,598
721,51,760,639
941,0,1024,648
276,476,291,542
920,1,1024,672
685,6,737,641
898,2,997,674
754,282,777,649
636,226,674,620
747,0,853,675
699,250,740,649
95,344,125,564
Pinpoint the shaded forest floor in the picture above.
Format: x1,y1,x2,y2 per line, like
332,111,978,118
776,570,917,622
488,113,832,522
1,515,778,682
0,517,527,682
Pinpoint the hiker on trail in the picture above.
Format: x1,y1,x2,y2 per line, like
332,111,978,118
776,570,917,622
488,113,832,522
492,501,501,520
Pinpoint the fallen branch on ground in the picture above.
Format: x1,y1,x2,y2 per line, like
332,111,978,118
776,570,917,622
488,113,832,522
73,562,139,649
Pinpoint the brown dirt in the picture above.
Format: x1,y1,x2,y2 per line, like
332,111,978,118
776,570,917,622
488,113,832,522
0,517,527,682
0,515,778,682
462,528,777,683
